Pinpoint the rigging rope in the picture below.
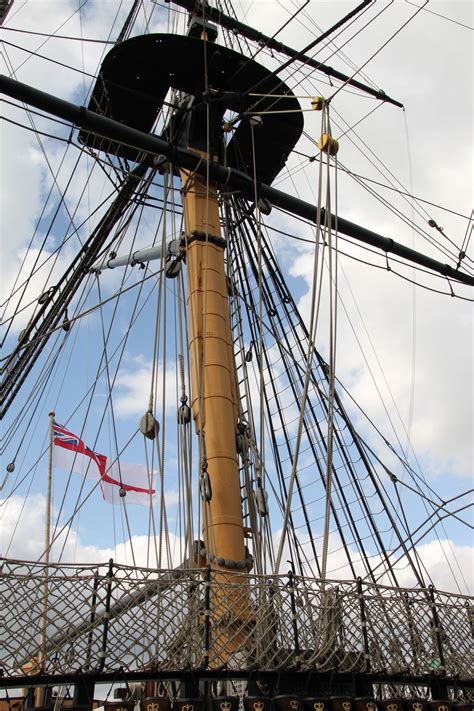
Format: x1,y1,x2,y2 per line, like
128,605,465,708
273,104,327,574
321,106,339,582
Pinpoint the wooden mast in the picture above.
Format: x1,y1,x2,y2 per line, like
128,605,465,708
180,158,253,664
180,163,247,572
178,30,251,665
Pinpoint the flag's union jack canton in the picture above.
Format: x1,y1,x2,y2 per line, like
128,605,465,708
53,423,80,448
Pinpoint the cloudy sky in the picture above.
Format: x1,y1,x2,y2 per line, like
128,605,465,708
0,0,472,595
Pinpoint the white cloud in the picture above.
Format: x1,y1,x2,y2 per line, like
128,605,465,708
407,538,474,594
250,1,474,482
1,1,132,337
0,493,185,568
2,493,472,595
289,244,473,477
113,355,181,418
275,528,474,595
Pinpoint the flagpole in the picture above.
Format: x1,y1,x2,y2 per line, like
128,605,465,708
37,410,55,705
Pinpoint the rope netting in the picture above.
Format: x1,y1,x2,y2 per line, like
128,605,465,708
1,559,472,679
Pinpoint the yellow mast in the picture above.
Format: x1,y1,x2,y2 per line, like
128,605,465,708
180,144,251,664
180,164,245,566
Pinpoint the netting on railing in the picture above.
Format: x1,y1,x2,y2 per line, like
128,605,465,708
1,558,472,679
